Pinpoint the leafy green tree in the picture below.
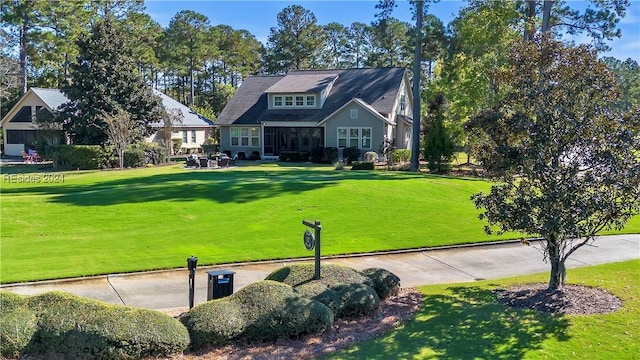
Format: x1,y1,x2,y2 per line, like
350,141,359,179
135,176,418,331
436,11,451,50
602,56,640,111
321,22,351,68
1,0,90,94
347,22,371,68
164,10,210,105
57,16,163,145
469,36,640,290
264,5,324,73
525,0,629,50
422,93,454,173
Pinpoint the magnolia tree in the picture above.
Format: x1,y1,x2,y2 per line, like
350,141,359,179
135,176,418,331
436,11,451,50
468,36,640,290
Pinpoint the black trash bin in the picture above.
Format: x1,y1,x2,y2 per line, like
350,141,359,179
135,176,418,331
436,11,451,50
207,270,235,300
199,158,209,168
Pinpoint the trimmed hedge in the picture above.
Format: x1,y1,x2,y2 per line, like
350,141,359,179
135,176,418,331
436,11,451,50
265,264,392,318
342,147,360,164
52,145,105,169
361,268,401,300
0,291,189,359
265,263,369,288
181,281,333,349
391,149,411,164
331,283,380,318
351,161,375,170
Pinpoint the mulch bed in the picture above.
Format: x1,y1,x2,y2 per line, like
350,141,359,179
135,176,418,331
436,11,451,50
494,283,622,315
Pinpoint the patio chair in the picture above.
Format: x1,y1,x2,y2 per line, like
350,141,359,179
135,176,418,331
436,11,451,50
21,151,32,163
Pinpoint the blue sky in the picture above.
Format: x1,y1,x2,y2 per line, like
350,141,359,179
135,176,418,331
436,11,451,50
144,0,639,62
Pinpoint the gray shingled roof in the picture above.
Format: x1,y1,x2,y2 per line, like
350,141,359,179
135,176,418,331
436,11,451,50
265,73,338,93
216,67,408,125
31,88,69,110
28,88,213,127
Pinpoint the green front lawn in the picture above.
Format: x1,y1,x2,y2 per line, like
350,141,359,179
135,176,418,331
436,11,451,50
328,259,640,359
1,163,638,283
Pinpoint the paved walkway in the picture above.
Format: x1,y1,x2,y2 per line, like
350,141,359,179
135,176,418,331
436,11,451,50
2,234,638,311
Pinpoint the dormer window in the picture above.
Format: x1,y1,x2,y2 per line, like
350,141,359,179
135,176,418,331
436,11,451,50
271,94,317,108
306,96,315,107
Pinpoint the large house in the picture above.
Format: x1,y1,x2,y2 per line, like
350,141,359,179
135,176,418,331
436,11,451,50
0,88,214,157
216,67,414,159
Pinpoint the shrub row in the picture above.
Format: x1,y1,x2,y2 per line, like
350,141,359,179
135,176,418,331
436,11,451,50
0,291,189,359
50,143,168,169
351,161,375,170
181,281,333,349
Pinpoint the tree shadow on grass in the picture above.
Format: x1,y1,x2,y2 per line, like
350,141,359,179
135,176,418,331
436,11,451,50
1,168,447,206
333,285,570,359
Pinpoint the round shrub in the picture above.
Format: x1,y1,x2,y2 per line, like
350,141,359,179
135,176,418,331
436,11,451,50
180,298,245,349
361,267,401,300
265,263,369,288
22,291,189,359
295,282,341,316
182,281,333,349
331,283,380,318
0,292,37,359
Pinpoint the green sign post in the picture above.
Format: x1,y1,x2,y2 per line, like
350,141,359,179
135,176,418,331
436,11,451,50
302,220,322,280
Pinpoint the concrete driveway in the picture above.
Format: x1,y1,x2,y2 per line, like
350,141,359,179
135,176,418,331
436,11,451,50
2,234,638,311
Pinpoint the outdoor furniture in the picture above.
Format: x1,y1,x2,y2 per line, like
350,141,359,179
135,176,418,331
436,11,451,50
22,151,32,163
31,152,41,163
217,156,235,167
199,158,209,168
186,158,198,167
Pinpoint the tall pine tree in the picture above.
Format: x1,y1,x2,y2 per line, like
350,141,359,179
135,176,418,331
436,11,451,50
57,16,162,145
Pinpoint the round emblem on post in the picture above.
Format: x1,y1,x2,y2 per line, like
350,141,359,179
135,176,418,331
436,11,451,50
303,229,315,250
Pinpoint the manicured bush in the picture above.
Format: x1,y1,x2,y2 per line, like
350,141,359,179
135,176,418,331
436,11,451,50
342,147,361,164
364,151,379,163
237,151,246,160
1,291,190,359
361,267,401,300
266,263,369,288
331,283,380,318
180,298,245,348
123,145,146,168
141,142,168,165
279,151,310,162
351,161,375,170
0,292,37,359
249,150,261,160
295,282,341,316
181,281,333,349
172,138,183,155
322,147,339,163
201,144,218,157
391,149,411,164
52,144,105,169
310,146,324,163
223,150,232,157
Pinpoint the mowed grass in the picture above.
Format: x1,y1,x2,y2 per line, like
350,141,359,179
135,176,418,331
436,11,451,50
328,259,640,359
1,162,638,283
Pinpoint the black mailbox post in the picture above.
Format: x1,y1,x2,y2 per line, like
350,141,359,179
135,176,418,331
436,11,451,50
187,255,198,309
207,270,235,300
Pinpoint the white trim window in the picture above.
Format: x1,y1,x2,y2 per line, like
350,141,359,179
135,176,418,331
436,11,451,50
337,127,372,149
306,95,315,107
182,131,188,143
272,94,316,108
230,127,260,147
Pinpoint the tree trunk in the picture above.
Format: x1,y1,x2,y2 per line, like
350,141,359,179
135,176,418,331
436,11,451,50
541,0,553,33
19,24,28,95
547,232,566,290
118,149,124,169
524,0,536,41
410,0,423,172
